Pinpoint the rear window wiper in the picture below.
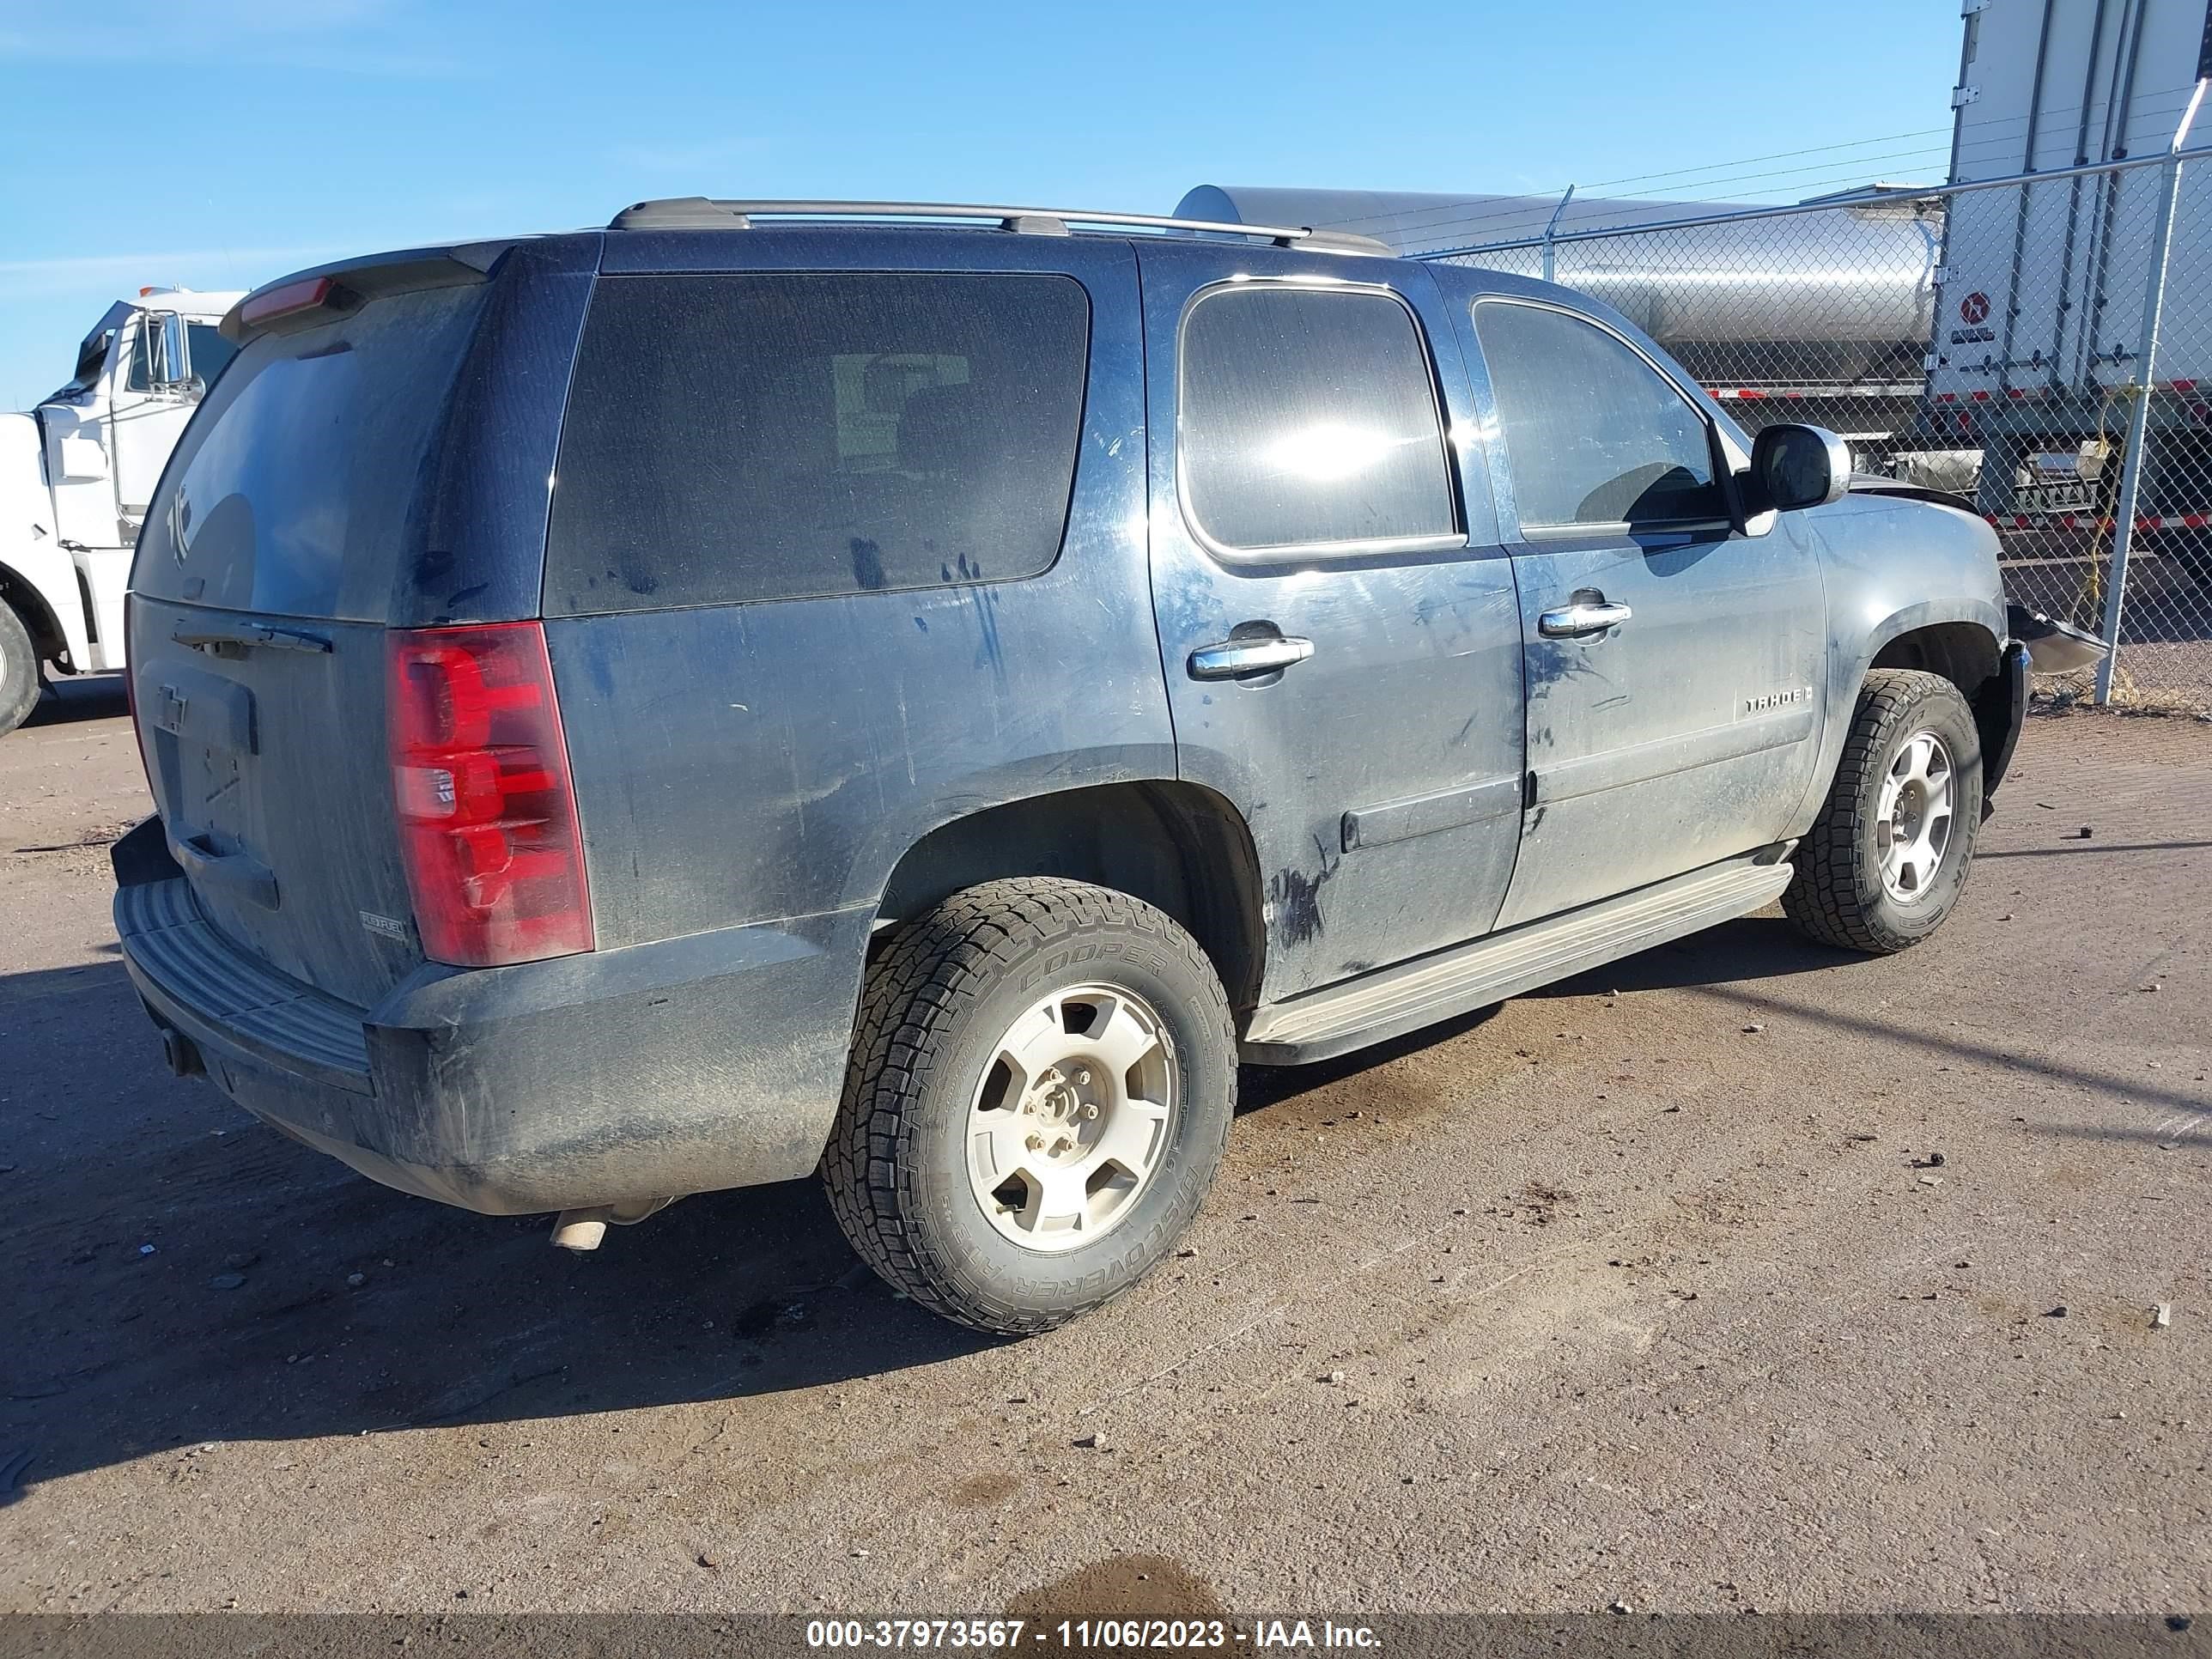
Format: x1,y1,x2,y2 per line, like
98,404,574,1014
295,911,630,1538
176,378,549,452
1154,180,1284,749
172,622,333,657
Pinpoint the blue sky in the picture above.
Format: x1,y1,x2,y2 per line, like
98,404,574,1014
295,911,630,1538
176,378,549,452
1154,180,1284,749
1,0,1962,411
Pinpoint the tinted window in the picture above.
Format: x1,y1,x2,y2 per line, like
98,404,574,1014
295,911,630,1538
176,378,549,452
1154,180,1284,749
132,284,488,619
1474,301,1723,531
1178,287,1457,553
546,272,1091,613
125,321,155,392
188,323,239,388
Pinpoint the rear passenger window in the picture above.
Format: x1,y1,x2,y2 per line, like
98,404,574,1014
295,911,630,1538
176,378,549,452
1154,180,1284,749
546,273,1091,612
1178,286,1458,555
1473,301,1724,532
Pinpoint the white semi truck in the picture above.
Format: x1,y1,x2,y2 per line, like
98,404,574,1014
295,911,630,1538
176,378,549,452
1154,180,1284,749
1926,0,2212,580
0,288,244,735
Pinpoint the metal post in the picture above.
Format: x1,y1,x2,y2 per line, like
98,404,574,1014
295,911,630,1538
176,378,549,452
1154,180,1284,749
1540,185,1576,284
2096,78,2207,702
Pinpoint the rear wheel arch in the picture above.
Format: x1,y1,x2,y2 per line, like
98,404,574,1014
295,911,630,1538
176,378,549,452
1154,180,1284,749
873,781,1267,1020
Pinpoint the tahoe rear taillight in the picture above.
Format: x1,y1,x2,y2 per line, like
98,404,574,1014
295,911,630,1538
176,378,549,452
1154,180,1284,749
386,623,593,967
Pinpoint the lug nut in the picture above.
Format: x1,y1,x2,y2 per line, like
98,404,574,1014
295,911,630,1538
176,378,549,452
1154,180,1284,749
1081,1103,1098,1119
1075,1069,1091,1085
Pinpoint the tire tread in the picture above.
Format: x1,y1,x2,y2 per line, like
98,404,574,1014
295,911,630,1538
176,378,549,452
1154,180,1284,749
1784,668,1978,954
0,604,40,738
821,877,1232,1335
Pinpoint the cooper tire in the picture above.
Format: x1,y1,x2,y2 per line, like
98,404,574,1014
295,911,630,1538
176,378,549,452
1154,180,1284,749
0,604,41,738
823,877,1235,1335
1784,668,1984,954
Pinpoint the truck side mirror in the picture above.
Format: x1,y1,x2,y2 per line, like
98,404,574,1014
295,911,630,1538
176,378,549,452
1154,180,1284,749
155,313,198,397
1745,423,1852,514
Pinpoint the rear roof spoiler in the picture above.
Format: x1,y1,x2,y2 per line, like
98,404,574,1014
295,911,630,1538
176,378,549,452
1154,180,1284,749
222,240,523,342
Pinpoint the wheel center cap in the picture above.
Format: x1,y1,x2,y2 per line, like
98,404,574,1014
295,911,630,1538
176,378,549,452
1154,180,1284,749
1893,782,1926,840
1024,1067,1099,1162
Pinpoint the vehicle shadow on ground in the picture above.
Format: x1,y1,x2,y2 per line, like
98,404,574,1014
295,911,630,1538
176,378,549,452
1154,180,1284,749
18,676,129,729
0,962,1000,1500
1532,913,1858,995
5,968,1549,1498
0,933,1746,1496
1979,838,2212,860
0,938,1533,1500
1236,1005,1502,1115
1238,917,1853,1121
8,913,2194,1499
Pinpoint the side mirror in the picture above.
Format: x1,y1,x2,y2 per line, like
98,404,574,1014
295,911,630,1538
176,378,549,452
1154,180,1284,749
1746,423,1852,514
158,314,187,389
149,313,204,398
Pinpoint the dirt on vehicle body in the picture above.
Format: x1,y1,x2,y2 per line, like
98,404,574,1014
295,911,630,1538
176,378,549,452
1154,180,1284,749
112,200,2038,1334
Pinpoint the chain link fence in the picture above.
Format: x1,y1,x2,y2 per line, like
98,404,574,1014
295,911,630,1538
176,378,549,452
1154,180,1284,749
1416,150,2212,711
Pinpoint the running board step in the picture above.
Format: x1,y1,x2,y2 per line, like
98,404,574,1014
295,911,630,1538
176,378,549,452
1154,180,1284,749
1241,848,1796,1065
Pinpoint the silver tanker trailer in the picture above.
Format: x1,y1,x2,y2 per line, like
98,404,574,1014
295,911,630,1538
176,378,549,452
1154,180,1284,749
1175,183,1955,472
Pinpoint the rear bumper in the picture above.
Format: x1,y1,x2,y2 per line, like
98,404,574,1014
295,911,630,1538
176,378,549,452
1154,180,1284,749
113,841,872,1214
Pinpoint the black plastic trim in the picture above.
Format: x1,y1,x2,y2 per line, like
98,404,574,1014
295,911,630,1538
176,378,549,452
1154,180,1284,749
222,243,522,343
1982,640,2030,805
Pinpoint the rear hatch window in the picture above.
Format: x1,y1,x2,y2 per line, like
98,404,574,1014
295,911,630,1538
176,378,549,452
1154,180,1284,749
134,284,486,620
130,282,488,1009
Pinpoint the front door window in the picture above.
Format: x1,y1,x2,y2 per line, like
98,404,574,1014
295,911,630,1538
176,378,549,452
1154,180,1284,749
1474,299,1727,534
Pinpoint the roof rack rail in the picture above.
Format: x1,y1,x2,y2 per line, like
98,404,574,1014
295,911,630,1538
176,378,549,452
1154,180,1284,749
605,198,1392,255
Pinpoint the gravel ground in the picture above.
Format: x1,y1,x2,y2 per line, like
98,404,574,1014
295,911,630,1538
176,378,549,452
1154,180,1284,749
1,679,2207,1617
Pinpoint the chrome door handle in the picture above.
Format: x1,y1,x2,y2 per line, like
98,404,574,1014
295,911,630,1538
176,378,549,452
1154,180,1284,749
1188,636,1316,680
1538,601,1633,639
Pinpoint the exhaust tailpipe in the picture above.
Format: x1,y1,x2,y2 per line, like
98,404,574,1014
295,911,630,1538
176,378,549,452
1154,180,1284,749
550,1195,678,1251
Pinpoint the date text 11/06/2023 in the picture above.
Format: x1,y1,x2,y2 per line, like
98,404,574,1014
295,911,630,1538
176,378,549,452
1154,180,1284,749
803,1619,1382,1650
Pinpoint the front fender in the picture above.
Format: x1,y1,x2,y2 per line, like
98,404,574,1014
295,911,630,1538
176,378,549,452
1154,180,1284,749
1860,596,2008,665
1788,494,2008,835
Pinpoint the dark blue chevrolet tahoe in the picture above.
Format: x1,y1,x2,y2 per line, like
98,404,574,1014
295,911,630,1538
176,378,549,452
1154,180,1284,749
112,198,2029,1334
